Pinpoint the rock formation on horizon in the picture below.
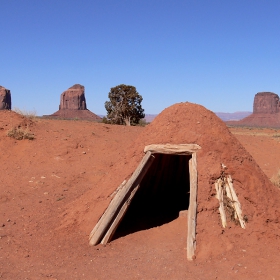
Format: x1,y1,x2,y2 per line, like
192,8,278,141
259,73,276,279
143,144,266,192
253,92,280,114
45,84,101,121
227,92,280,128
59,84,87,110
0,86,11,110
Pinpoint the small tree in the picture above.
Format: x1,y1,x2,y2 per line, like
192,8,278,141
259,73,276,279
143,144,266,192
105,84,145,126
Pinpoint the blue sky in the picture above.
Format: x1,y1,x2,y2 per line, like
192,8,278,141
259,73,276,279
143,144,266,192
1,0,280,116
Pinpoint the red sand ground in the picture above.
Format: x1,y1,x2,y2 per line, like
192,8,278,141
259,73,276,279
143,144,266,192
1,109,280,280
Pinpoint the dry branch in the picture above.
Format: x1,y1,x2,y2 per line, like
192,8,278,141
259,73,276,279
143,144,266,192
215,174,246,229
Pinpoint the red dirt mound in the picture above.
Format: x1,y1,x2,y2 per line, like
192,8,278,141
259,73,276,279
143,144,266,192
61,102,280,260
0,110,34,131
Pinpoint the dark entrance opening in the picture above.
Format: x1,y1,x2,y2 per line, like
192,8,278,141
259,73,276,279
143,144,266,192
113,153,191,240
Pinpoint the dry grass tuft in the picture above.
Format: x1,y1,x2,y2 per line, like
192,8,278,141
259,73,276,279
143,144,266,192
13,107,37,119
270,170,280,188
7,127,35,140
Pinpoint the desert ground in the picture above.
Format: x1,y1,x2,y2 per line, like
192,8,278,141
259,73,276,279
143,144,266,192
1,110,280,280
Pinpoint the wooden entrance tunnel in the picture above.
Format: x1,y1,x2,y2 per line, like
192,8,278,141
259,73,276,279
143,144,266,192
89,144,201,260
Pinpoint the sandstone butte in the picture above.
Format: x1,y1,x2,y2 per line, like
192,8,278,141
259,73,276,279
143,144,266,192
0,85,12,110
227,92,280,128
46,84,101,121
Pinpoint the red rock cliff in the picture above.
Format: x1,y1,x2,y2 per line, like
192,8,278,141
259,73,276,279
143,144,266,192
0,86,11,110
253,92,280,114
59,84,87,110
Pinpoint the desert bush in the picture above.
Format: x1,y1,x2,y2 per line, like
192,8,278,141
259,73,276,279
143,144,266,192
7,127,35,140
102,116,110,124
270,170,280,188
273,134,280,138
137,119,148,127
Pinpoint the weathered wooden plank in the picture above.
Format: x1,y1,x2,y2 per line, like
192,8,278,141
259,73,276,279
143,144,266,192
144,144,201,155
215,179,227,228
89,180,127,241
187,152,198,261
101,184,140,244
89,151,155,246
110,179,127,198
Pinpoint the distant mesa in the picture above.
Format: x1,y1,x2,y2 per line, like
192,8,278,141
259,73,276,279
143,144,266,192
45,84,101,121
0,85,11,110
59,84,87,110
253,92,280,114
227,92,280,128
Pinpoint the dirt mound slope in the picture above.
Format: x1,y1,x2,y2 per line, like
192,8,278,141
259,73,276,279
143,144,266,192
0,110,34,130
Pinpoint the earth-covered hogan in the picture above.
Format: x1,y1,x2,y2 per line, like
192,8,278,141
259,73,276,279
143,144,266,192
62,102,280,261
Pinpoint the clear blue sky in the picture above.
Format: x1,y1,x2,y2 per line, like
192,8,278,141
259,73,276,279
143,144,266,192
1,0,280,116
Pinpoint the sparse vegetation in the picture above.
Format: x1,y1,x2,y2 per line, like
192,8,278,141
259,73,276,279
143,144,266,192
5,108,38,140
13,107,37,119
273,134,280,138
137,119,148,127
7,127,35,140
102,116,110,124
271,170,280,188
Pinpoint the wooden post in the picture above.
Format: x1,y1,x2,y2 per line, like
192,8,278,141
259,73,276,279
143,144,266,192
215,178,227,228
89,180,127,241
187,152,198,260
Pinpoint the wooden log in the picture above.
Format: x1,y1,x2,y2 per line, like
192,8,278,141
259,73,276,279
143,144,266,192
187,152,198,261
89,180,127,241
215,179,227,228
226,176,246,229
110,180,127,198
144,144,201,155
101,184,140,244
89,151,155,246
